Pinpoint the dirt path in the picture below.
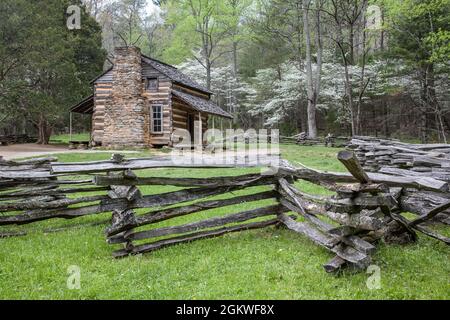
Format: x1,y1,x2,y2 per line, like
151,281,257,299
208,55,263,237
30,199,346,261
0,144,138,160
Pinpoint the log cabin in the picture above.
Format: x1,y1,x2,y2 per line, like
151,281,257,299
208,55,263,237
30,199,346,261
70,46,232,148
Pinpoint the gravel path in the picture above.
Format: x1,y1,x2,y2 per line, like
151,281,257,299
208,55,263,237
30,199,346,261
0,144,138,160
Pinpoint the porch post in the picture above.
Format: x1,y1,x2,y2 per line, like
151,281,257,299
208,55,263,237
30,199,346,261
198,112,202,147
69,112,73,142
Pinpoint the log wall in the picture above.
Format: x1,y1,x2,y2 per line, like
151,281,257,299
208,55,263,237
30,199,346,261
91,65,213,147
141,64,173,146
92,82,111,144
172,98,208,145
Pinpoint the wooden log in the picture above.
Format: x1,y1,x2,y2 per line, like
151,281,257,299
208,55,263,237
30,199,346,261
0,194,107,212
106,170,141,249
0,181,275,226
320,211,383,231
0,171,58,179
336,183,389,196
341,235,376,255
280,166,448,192
337,150,370,183
400,190,450,216
0,157,57,166
51,155,280,174
108,185,141,202
112,205,288,244
411,224,450,245
0,185,58,198
0,164,52,171
0,186,110,200
323,255,347,273
379,167,450,181
106,190,277,236
278,198,332,233
277,213,370,267
277,212,339,248
409,200,450,226
0,193,105,212
278,176,398,212
328,226,360,237
113,218,282,258
0,179,92,192
278,197,376,255
94,173,275,188
327,194,398,210
0,230,27,238
413,156,449,167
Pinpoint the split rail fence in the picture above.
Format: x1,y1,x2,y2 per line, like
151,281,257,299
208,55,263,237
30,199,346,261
0,152,448,273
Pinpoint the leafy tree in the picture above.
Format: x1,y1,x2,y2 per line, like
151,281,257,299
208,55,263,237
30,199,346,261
380,0,450,142
163,0,237,90
0,0,105,143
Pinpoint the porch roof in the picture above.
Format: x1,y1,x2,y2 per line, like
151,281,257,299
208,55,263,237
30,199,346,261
171,90,233,119
70,95,94,114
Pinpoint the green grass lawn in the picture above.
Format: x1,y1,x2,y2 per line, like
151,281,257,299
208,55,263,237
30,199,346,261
50,133,91,144
0,145,449,299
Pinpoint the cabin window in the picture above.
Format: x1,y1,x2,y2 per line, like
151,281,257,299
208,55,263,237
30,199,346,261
151,105,163,133
146,77,158,91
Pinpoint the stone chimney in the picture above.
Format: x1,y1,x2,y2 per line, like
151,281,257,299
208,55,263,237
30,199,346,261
103,46,146,148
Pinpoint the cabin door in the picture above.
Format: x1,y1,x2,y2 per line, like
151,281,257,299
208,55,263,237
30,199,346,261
187,113,195,144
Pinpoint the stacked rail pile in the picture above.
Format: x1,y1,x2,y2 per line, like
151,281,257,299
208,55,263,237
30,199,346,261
281,133,349,147
349,136,450,224
276,152,449,271
349,136,450,177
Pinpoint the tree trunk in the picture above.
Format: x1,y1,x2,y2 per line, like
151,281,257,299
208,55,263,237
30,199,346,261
343,62,355,136
232,41,238,78
206,60,211,91
303,0,318,139
420,65,429,143
355,18,369,136
383,100,390,137
36,114,52,145
426,64,447,143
